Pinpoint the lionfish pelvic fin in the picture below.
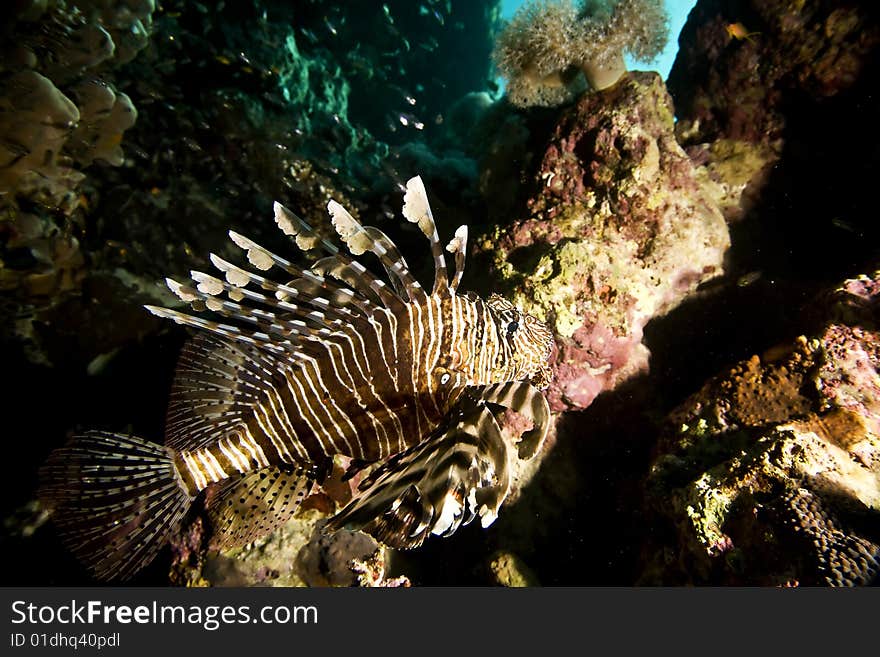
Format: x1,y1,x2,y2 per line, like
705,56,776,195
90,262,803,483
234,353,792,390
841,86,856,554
325,401,513,549
204,465,317,551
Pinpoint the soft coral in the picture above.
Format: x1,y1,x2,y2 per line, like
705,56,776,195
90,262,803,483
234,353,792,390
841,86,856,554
493,0,669,107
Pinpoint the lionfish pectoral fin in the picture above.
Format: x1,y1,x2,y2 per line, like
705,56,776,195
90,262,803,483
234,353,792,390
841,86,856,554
340,458,372,482
165,334,285,452
517,429,546,461
203,465,316,551
325,405,513,549
479,381,552,460
38,431,195,581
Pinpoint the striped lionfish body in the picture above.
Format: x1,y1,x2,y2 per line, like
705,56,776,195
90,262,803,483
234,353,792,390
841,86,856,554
39,176,554,580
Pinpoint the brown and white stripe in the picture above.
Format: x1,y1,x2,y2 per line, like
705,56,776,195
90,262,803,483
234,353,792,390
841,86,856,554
146,175,554,547
40,175,556,583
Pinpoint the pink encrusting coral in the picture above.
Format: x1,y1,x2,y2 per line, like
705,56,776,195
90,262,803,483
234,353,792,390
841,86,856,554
492,0,669,107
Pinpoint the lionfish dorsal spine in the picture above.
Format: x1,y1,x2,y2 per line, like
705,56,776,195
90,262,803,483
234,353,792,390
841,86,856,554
446,225,468,292
275,200,404,311
402,175,449,296
196,261,362,325
310,255,392,310
161,276,316,351
273,201,338,254
327,198,430,305
144,304,291,354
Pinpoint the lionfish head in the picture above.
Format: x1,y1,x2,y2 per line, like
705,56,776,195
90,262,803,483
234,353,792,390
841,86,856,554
487,293,554,389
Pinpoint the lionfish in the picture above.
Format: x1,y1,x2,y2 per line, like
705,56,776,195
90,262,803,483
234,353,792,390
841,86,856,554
39,176,554,581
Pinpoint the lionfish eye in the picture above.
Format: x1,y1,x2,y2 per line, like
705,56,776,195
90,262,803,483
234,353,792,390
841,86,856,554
507,321,519,334
440,373,451,385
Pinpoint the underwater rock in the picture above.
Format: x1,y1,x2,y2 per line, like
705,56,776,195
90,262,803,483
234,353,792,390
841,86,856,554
670,0,880,145
681,137,777,225
487,550,540,587
668,0,880,224
295,524,389,588
484,72,729,413
174,509,329,588
641,271,880,586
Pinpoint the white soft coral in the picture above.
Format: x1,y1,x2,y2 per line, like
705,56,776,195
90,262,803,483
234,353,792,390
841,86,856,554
492,0,670,107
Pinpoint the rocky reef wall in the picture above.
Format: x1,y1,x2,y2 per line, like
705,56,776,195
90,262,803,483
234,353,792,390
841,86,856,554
3,0,879,587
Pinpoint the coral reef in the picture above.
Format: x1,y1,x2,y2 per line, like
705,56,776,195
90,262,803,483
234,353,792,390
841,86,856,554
641,272,880,586
0,0,155,368
0,70,82,203
65,78,137,167
76,0,156,65
0,1,153,203
4,0,877,589
493,0,669,107
482,72,729,413
668,0,880,262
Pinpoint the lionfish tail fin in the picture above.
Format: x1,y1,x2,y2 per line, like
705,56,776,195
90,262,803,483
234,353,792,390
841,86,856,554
326,404,512,549
38,431,195,581
402,175,449,295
